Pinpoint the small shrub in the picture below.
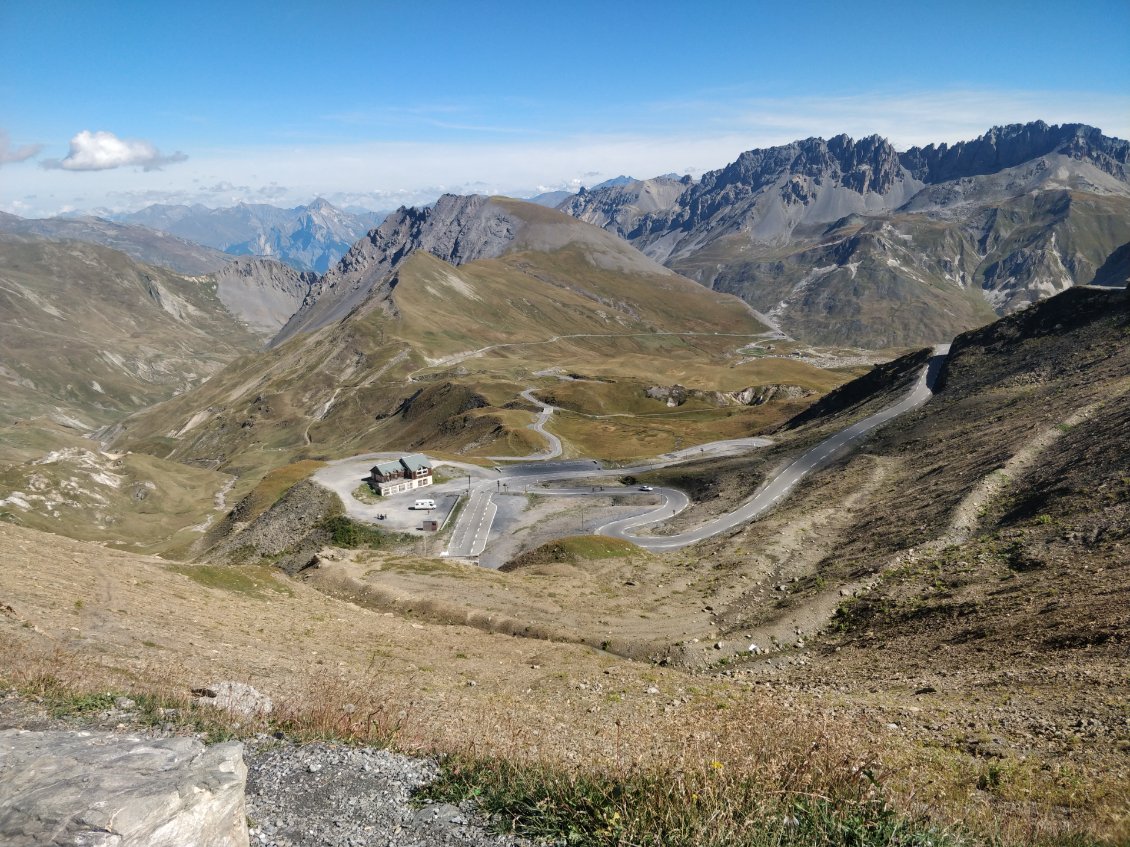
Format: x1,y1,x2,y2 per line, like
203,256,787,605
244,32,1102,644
322,515,412,549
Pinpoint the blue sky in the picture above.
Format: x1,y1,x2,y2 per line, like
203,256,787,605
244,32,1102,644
2,0,1128,216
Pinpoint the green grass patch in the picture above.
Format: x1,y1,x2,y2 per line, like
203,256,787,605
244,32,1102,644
501,535,640,571
168,564,292,599
420,756,974,847
322,515,414,549
553,536,639,559
351,482,382,504
431,467,458,484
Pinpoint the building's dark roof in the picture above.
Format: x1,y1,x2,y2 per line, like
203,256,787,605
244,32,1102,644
371,460,403,477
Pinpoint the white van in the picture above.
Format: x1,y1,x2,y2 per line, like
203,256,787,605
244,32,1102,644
412,499,436,510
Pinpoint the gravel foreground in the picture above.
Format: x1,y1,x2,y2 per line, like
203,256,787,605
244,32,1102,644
246,739,536,847
0,693,536,847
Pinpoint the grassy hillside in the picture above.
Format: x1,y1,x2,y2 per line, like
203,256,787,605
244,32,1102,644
301,285,1129,843
0,236,260,429
0,433,232,556
1,282,1125,845
109,231,854,486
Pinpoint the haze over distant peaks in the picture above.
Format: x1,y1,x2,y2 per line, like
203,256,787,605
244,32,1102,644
113,199,386,273
0,212,230,276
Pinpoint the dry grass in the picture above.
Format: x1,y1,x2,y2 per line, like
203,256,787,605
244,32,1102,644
0,521,1121,845
5,637,1116,846
236,459,326,523
551,406,777,461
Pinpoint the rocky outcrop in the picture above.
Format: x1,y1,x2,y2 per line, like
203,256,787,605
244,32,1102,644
203,479,343,573
0,729,247,847
646,383,814,408
557,175,690,240
563,134,925,260
213,257,315,336
193,681,274,718
728,384,815,406
273,195,524,344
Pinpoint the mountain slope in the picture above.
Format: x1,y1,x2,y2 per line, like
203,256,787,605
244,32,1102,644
0,212,230,275
560,122,1130,347
0,236,260,429
211,258,316,336
274,194,692,344
115,199,385,272
108,196,856,482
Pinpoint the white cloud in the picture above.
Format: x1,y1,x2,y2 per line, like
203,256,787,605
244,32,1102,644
0,130,43,166
41,130,188,171
6,88,1128,217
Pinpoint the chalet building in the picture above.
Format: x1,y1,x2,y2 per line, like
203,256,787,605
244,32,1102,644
368,453,433,496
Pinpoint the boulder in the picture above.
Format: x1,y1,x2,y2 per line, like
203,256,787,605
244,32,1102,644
0,729,248,847
192,681,273,718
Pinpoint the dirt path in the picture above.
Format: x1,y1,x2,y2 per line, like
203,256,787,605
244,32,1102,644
406,330,771,381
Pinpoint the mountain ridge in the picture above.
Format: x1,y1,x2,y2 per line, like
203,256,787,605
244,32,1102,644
0,236,260,430
558,121,1130,346
273,194,680,345
0,212,231,276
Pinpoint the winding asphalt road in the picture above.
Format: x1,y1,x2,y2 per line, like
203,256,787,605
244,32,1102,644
596,344,950,550
486,388,563,461
334,344,948,559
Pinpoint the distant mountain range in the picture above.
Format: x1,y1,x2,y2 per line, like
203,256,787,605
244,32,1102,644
0,212,230,276
5,121,1127,358
109,194,771,478
559,121,1130,346
112,199,386,273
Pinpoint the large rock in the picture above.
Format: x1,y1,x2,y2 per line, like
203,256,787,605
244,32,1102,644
0,729,248,847
192,681,273,718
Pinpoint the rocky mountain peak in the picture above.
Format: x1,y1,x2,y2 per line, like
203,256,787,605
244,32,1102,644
272,195,523,344
899,121,1130,184
353,194,520,270
700,134,905,199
